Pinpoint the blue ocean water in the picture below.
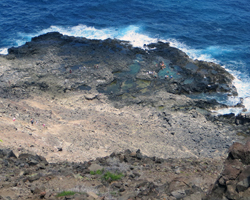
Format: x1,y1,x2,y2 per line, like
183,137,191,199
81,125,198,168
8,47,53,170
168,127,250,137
0,0,250,114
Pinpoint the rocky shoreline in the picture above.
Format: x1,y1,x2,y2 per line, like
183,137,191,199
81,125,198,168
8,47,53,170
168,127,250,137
0,32,250,199
0,32,238,99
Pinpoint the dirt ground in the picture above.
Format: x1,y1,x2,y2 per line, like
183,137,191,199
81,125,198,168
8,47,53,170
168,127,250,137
0,89,229,164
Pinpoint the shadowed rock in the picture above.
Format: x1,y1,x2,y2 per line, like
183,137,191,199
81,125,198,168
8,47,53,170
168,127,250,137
206,140,250,200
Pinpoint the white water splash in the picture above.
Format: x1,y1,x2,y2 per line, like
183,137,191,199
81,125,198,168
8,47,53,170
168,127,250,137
0,48,8,55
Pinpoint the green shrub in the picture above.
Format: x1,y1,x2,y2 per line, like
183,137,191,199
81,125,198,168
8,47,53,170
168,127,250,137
75,174,84,180
90,169,103,175
103,171,124,181
110,191,119,196
56,191,76,197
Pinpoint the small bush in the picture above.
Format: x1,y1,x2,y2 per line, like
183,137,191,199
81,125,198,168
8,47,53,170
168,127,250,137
75,174,84,180
103,171,124,181
28,173,38,177
56,191,76,197
90,169,103,175
110,191,119,197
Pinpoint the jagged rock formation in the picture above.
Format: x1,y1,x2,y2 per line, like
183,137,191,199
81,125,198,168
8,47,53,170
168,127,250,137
0,148,222,199
0,141,249,200
205,140,250,200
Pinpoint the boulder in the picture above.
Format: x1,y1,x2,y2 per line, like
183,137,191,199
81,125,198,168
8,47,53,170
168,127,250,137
18,153,48,166
237,178,250,192
228,140,250,165
228,142,245,160
245,140,250,164
171,189,187,199
84,93,98,100
88,163,103,172
222,160,241,180
0,149,17,159
206,141,250,200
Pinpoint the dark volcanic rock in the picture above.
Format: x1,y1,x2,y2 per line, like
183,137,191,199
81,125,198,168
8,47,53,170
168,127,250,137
206,140,250,200
228,140,250,165
0,32,236,101
18,153,48,166
0,149,17,159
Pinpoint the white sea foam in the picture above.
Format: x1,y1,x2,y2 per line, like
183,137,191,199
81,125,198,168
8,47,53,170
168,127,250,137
209,66,250,115
168,38,250,114
45,24,160,49
0,48,8,55
42,25,115,40
213,107,243,116
0,25,159,52
230,70,250,112
168,38,220,63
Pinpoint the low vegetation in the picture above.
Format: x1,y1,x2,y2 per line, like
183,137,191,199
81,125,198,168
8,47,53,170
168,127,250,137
56,191,77,197
103,171,124,182
90,170,124,182
90,169,103,175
